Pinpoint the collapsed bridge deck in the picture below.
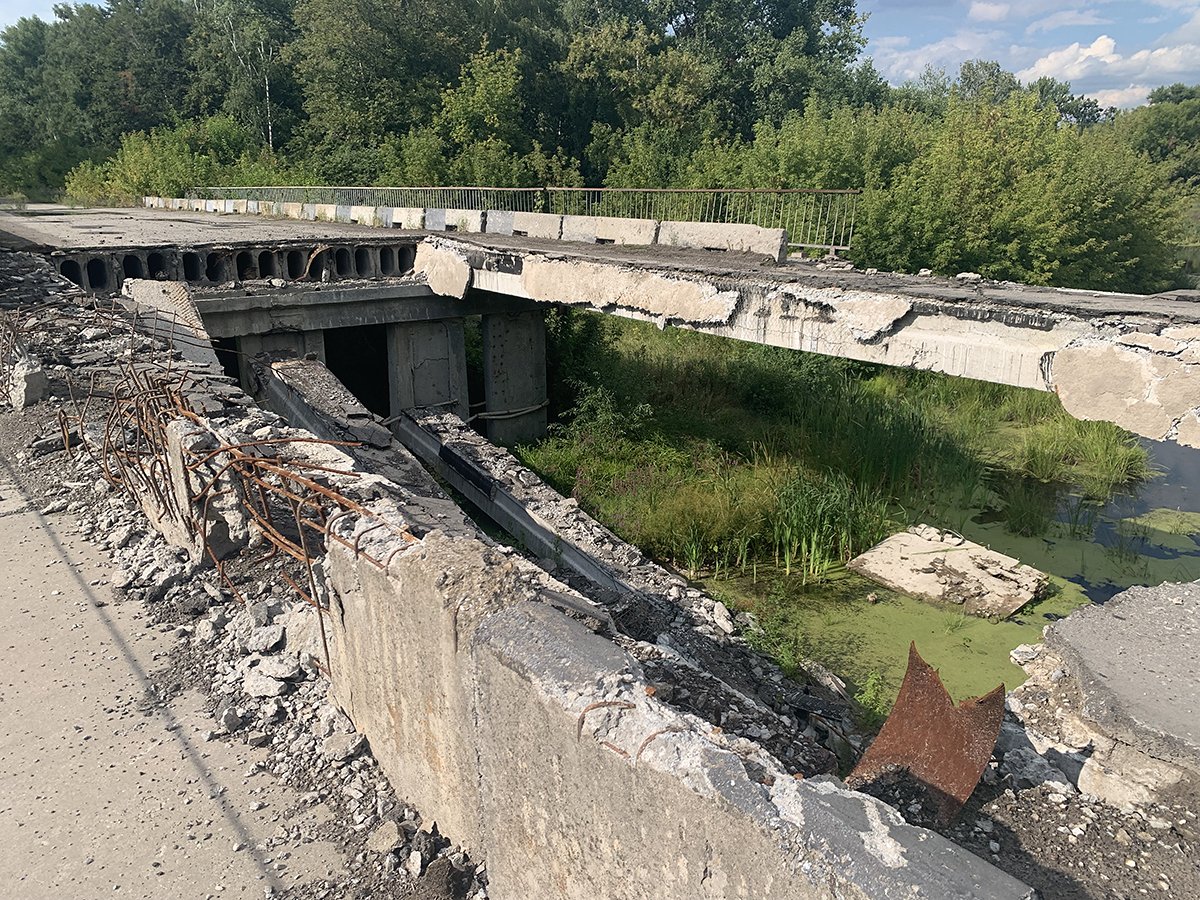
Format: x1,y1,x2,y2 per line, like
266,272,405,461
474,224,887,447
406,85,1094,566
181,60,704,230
5,203,1200,448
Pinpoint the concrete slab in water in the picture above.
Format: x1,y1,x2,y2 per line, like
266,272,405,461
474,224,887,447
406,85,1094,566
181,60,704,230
849,525,1048,618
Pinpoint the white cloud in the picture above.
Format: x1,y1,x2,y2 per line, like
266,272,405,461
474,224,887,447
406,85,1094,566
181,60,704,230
1026,9,1111,35
1018,35,1121,80
1017,33,1200,86
969,2,1011,22
1090,85,1153,107
873,29,1002,82
1169,9,1200,42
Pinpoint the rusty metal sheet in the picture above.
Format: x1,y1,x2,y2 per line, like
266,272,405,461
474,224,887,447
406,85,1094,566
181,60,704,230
847,643,1004,822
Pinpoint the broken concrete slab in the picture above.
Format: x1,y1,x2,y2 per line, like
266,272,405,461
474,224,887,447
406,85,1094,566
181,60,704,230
848,525,1047,618
413,241,473,298
1047,581,1200,774
121,279,221,369
517,254,740,325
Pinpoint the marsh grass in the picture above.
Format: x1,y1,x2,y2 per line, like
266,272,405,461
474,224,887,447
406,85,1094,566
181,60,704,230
518,313,1155,587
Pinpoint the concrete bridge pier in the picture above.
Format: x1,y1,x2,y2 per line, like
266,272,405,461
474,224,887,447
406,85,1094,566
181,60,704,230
387,319,470,421
481,310,548,446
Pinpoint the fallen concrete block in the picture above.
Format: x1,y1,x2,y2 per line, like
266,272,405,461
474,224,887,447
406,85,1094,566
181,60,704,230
561,214,658,245
848,525,1047,618
657,220,788,263
7,356,49,409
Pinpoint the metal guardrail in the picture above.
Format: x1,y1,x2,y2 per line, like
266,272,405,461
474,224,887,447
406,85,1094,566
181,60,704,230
191,185,861,252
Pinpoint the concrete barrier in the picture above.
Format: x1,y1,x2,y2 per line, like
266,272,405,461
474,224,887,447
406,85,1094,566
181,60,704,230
511,211,563,240
350,205,379,226
314,203,339,222
657,220,788,262
561,214,658,245
443,209,486,233
380,207,424,230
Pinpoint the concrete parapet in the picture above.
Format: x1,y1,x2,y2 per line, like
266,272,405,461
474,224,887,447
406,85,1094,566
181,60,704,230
320,503,1036,900
350,205,379,226
482,209,514,235
657,220,788,263
511,211,563,239
314,203,339,222
443,209,486,233
381,207,424,230
561,214,658,246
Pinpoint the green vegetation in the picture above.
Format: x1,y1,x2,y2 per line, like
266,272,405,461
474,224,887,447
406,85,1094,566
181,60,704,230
516,312,1197,716
522,314,1153,579
1,3,1198,292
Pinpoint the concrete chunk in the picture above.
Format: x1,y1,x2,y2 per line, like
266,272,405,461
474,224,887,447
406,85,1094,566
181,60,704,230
848,525,1047,618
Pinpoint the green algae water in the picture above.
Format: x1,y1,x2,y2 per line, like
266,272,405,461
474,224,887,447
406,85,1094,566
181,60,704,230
705,436,1200,714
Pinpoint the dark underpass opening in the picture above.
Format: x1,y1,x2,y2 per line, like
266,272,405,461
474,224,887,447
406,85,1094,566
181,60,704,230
323,324,390,417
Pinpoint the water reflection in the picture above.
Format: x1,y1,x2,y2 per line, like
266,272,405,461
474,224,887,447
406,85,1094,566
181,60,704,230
976,438,1200,603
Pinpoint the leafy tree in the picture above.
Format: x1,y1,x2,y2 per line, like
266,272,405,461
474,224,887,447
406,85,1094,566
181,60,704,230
186,0,302,151
1029,76,1103,127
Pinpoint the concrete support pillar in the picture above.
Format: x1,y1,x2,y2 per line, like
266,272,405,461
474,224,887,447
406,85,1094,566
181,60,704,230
481,310,548,446
387,320,469,421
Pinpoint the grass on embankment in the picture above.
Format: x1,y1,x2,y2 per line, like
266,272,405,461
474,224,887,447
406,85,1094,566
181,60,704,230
515,312,1158,718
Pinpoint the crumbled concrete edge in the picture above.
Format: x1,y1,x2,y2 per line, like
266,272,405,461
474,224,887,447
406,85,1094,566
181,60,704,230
470,600,1037,899
996,583,1200,813
1043,583,1200,780
1051,336,1200,447
398,408,853,774
1,322,50,410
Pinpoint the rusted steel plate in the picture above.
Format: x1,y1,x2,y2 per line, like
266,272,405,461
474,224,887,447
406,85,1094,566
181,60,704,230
847,643,1004,822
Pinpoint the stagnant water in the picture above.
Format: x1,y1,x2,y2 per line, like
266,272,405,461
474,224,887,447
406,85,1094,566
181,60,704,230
707,438,1200,706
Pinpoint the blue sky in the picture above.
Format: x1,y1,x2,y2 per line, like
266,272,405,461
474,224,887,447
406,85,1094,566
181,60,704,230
861,0,1200,106
3,0,1198,108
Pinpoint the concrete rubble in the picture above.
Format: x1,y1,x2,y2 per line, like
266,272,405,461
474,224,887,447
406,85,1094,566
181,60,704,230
1000,583,1200,813
848,525,1049,618
391,406,852,774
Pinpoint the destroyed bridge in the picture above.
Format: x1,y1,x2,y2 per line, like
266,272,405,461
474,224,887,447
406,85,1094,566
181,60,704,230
2,192,1198,900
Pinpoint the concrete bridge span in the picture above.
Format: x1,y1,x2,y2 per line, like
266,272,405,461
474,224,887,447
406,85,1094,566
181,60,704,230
4,203,1200,448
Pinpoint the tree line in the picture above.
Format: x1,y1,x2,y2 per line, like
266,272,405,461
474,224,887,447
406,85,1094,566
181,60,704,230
1,0,1197,291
